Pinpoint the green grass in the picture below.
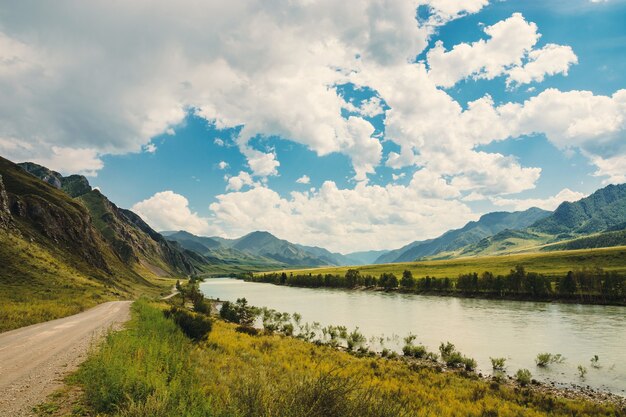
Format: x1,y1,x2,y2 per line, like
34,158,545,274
268,246,626,279
59,300,622,417
0,230,173,332
75,299,212,416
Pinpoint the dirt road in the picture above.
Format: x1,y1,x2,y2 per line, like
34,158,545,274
0,301,132,416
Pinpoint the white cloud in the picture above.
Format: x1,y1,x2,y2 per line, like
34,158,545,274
143,143,157,153
427,13,540,88
426,13,577,88
423,0,491,26
588,154,626,184
218,161,229,170
214,138,225,147
507,44,578,87
226,171,257,192
491,188,586,211
296,175,311,184
392,172,406,181
343,96,385,118
497,88,626,180
131,191,214,235
208,181,476,252
32,147,104,177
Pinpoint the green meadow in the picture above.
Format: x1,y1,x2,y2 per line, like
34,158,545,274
271,246,626,279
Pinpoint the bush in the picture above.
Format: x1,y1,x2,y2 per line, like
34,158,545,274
490,357,506,371
535,353,565,367
165,307,212,342
515,369,532,386
403,344,429,358
346,328,366,351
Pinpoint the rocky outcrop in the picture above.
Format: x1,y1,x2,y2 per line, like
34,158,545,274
18,162,63,189
8,192,110,271
9,157,198,277
0,174,11,228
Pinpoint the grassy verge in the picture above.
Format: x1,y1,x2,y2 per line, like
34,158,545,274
0,230,174,332
270,246,626,278
47,299,623,417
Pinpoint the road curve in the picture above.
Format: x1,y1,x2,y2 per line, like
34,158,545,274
0,301,132,416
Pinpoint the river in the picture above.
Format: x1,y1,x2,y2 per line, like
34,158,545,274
200,278,626,395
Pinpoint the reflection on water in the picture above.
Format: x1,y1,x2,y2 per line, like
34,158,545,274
201,278,626,395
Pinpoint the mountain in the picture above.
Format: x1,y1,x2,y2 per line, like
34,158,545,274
375,207,551,263
445,184,626,258
342,250,390,265
532,184,626,236
541,227,626,252
165,230,374,267
18,162,197,278
164,230,287,271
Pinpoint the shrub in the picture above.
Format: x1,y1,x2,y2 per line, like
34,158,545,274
439,342,456,361
346,328,366,351
403,344,429,359
578,365,587,380
535,353,565,367
490,357,506,371
515,369,532,386
461,356,477,371
590,355,601,369
165,307,212,342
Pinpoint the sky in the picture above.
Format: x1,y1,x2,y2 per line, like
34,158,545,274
1,0,625,253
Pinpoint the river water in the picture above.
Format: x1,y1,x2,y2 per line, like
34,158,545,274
200,278,626,395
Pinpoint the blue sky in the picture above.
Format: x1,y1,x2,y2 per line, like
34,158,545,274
1,0,625,252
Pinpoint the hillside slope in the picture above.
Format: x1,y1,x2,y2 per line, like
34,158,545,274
0,156,190,331
532,184,626,236
376,208,550,263
458,184,626,258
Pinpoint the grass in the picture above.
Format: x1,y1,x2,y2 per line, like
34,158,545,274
73,299,212,416
0,230,174,332
53,299,623,417
269,246,626,278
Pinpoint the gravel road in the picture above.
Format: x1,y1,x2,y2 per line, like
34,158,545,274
0,301,132,416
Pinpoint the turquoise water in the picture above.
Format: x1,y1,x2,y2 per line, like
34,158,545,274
201,278,626,395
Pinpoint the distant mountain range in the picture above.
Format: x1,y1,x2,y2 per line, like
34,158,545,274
163,230,385,267
2,154,626,285
167,183,626,267
374,208,551,263
457,184,626,257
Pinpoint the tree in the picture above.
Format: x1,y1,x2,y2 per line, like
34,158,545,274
559,271,577,295
345,269,360,288
400,270,415,289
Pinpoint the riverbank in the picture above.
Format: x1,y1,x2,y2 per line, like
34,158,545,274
42,298,625,416
243,265,626,306
359,285,626,306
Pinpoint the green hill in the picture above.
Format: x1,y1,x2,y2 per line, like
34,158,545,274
0,156,196,331
532,184,626,236
376,208,550,263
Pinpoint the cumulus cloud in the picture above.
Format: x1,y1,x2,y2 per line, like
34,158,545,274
427,13,577,88
131,191,213,235
491,188,586,211
208,181,476,252
226,171,257,192
296,175,311,184
343,96,385,118
218,161,229,170
2,1,625,250
506,44,578,87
